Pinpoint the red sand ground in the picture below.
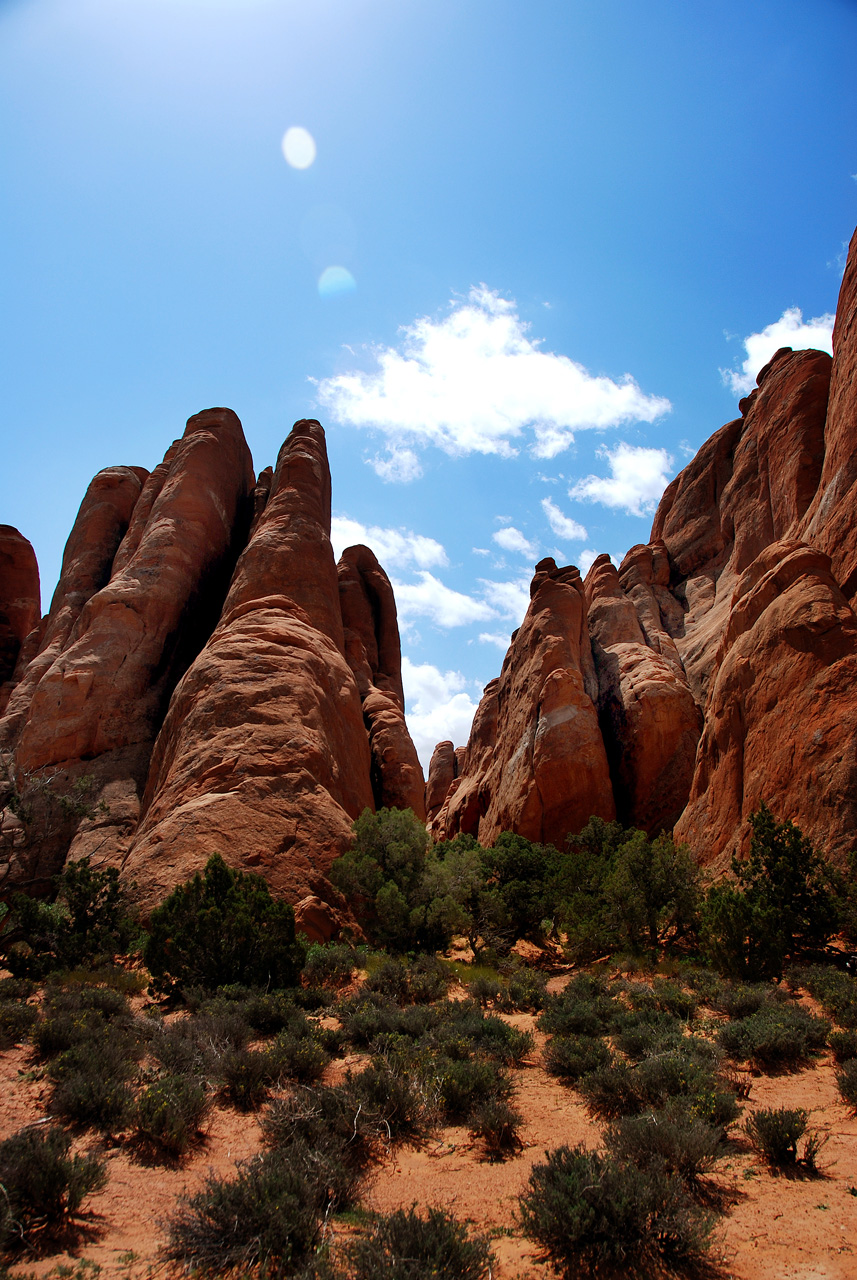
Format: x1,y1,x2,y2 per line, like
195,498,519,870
2,982,856,1280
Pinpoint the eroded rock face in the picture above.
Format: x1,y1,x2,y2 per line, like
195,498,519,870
338,544,425,819
434,559,615,848
585,555,700,835
7,409,254,887
122,420,375,912
0,467,148,743
674,541,857,870
0,527,40,712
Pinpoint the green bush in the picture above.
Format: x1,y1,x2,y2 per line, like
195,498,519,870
717,1005,829,1067
744,1107,823,1170
578,1060,645,1119
144,854,305,995
262,1083,375,1173
2,856,136,979
543,1034,612,1082
436,1057,513,1121
270,1030,330,1083
302,941,365,989
537,975,618,1037
163,1152,322,1278
504,965,548,1011
714,982,780,1019
612,1009,683,1061
836,1058,857,1110
351,1057,437,1139
468,1099,523,1158
219,1048,275,1111
518,1143,715,1275
830,1030,857,1062
48,1035,136,1131
345,1205,494,1280
604,1103,727,1185
792,965,857,1028
134,1075,209,1156
701,804,839,980
0,1125,106,1248
330,808,431,952
0,997,38,1049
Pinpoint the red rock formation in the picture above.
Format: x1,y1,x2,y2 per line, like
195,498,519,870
431,678,500,840
0,526,40,713
798,226,857,599
585,555,700,835
674,541,857,870
7,409,254,887
426,740,458,823
434,559,615,848
0,466,147,741
338,544,426,819
122,420,375,912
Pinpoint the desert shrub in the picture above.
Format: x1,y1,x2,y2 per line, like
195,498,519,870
836,1058,857,1110
270,1030,330,1083
2,856,136,979
830,1030,857,1062
302,941,365,989
0,998,38,1049
163,1152,322,1278
337,993,440,1047
262,1083,373,1169
578,1060,646,1119
467,974,506,1007
134,1075,209,1156
714,982,780,1020
48,1034,136,1131
366,957,411,1002
504,965,548,1011
680,966,724,1005
612,1009,683,1061
701,804,839,980
351,1057,437,1139
330,807,432,952
0,1125,106,1248
144,853,305,995
518,1143,715,1274
243,990,304,1036
406,955,450,1003
717,1005,829,1067
537,976,619,1038
650,979,698,1019
793,964,857,1028
346,1205,494,1280
426,1002,533,1064
745,1107,823,1169
436,1057,513,1121
219,1048,275,1110
148,1018,219,1078
0,977,36,1000
604,1104,726,1185
469,1099,523,1158
543,1034,612,1082
193,1000,253,1049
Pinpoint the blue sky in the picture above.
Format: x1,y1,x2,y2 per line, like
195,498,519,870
2,0,855,768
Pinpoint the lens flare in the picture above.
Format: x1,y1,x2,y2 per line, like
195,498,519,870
318,266,357,299
281,126,316,169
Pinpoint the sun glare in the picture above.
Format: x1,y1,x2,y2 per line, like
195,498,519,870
318,266,357,299
281,126,316,169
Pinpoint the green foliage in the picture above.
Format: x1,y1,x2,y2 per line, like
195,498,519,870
345,1206,494,1280
134,1075,209,1156
0,1125,106,1249
48,1034,137,1131
791,964,857,1028
543,1034,612,1082
604,1102,727,1185
270,1030,330,1083
744,1107,823,1169
829,1030,857,1062
537,974,619,1037
330,808,431,951
144,854,305,995
468,1098,523,1158
836,1058,857,1110
219,1048,275,1110
518,1144,715,1275
302,941,366,989
605,830,701,953
717,1004,829,1068
0,996,38,1049
2,856,135,979
701,803,839,979
163,1152,323,1278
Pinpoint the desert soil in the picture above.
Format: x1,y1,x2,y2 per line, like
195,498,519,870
2,981,856,1280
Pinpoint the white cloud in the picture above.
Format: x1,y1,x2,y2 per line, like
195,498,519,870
541,496,587,542
330,516,448,571
370,447,422,482
392,572,496,628
478,575,531,623
315,286,671,476
472,547,491,557
578,549,602,577
722,307,835,395
479,631,512,650
401,656,479,769
492,525,537,558
569,442,674,517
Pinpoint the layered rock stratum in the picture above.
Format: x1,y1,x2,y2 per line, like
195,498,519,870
3,224,857,913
